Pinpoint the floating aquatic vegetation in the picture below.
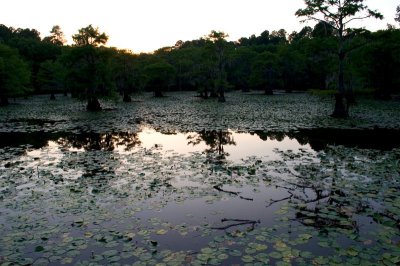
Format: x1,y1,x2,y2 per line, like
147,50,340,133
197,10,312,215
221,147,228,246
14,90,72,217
1,92,400,265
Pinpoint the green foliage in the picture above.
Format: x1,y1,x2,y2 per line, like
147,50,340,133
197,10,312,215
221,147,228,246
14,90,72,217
37,59,67,94
0,44,31,103
250,51,281,93
228,47,257,91
349,29,400,96
144,61,176,96
277,45,307,92
62,45,116,99
111,49,139,98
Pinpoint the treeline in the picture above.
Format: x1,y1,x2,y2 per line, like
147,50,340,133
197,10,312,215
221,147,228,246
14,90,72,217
0,22,399,109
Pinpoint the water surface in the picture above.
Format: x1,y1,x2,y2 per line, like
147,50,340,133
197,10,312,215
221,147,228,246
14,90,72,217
0,127,399,265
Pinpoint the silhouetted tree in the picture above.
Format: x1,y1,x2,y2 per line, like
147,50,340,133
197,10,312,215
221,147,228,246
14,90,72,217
205,31,231,102
43,25,66,46
72,24,108,47
296,0,383,117
69,25,111,111
0,24,13,43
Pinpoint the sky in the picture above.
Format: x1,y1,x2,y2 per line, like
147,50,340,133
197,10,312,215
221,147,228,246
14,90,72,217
2,0,399,53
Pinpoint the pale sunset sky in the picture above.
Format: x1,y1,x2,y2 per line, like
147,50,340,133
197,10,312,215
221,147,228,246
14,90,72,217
2,0,398,53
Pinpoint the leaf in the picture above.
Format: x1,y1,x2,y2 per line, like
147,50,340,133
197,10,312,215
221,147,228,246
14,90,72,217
35,246,44,252
217,253,228,260
201,247,214,254
229,250,242,257
156,229,167,235
102,249,118,258
241,255,254,263
269,251,282,259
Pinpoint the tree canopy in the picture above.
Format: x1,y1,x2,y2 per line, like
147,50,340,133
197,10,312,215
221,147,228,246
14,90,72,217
72,25,108,47
43,25,66,46
0,44,31,105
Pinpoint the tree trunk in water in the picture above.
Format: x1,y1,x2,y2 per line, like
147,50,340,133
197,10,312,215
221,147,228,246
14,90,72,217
123,92,132,102
0,95,9,106
331,59,349,117
86,97,102,111
332,31,349,118
242,85,250,93
218,87,226,102
264,87,273,95
50,92,56,100
202,89,209,99
154,89,163,98
331,93,348,118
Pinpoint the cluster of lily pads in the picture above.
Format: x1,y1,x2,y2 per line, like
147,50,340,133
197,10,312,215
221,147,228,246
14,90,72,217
1,92,400,134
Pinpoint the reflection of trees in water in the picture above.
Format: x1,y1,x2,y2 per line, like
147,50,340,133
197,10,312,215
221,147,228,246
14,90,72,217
187,130,236,158
56,132,141,193
273,179,359,231
57,132,141,151
254,129,400,151
253,130,312,147
266,147,400,235
252,131,287,142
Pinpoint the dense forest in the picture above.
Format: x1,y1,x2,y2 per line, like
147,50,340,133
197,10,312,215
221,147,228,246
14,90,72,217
0,4,399,112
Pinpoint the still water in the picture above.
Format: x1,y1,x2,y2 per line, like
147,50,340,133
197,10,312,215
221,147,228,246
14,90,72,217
0,127,399,265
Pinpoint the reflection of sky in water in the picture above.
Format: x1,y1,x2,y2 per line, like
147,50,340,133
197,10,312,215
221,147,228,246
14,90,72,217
25,140,83,181
137,128,312,162
138,128,207,154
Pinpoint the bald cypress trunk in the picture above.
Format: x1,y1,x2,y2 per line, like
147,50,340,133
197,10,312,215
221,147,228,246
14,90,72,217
123,91,132,102
331,24,349,118
87,96,102,111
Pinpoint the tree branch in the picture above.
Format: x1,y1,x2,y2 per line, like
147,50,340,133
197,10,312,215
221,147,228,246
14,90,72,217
211,218,260,230
213,185,254,201
266,191,294,208
344,15,371,25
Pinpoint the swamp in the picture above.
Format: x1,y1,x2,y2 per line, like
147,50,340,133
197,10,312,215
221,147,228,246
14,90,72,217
1,92,400,265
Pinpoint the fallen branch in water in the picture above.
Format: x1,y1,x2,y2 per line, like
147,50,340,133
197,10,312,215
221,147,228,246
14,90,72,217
213,185,239,195
211,218,260,230
266,191,294,208
213,185,254,201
